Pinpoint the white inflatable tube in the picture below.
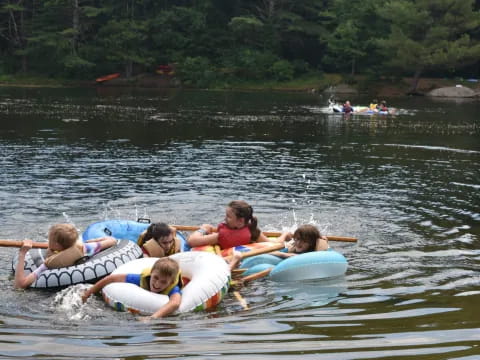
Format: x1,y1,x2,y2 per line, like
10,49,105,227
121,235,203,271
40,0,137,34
102,251,230,314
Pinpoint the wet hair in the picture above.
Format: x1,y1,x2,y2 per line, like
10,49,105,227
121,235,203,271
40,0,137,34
151,257,179,279
293,224,320,252
228,200,260,241
372,99,378,103
144,222,172,243
48,224,78,250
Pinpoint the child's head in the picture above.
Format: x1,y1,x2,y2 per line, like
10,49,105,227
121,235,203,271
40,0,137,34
48,224,78,251
225,200,253,228
293,225,320,253
144,223,174,252
149,257,179,293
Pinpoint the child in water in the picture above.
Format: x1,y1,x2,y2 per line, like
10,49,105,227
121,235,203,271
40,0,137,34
137,222,180,257
271,224,329,258
187,200,275,249
187,200,279,269
82,257,182,319
14,223,116,289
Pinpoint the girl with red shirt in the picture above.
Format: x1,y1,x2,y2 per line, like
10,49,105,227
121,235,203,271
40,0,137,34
187,200,275,268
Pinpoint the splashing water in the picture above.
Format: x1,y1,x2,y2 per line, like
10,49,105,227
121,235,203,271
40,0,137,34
52,284,93,321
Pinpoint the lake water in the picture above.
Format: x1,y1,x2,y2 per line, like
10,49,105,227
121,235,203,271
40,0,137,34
0,87,479,359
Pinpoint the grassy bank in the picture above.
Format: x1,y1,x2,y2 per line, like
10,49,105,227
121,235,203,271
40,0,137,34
1,73,478,96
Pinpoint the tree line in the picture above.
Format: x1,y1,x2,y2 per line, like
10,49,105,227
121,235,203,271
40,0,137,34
1,0,480,92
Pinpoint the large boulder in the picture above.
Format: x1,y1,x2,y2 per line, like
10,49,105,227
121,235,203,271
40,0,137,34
427,85,476,98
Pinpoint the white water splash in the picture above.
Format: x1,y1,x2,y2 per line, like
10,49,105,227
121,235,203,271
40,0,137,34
52,284,93,321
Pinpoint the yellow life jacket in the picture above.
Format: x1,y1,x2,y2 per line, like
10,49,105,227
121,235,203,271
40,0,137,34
369,103,378,110
137,229,181,257
44,243,84,269
139,267,182,295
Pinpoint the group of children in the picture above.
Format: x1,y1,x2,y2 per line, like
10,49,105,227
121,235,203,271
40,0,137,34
14,200,330,319
341,99,389,114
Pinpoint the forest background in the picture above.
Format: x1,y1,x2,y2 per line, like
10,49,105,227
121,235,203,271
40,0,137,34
1,0,480,94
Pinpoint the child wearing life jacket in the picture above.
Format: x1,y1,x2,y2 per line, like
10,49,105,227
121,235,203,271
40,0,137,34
82,257,182,319
187,200,279,269
137,222,180,257
379,100,389,112
342,101,354,114
14,223,117,289
271,224,329,258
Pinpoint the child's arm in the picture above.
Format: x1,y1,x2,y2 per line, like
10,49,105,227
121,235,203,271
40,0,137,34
14,240,37,289
97,237,117,250
315,236,329,251
270,250,296,258
187,224,218,247
85,236,117,249
257,231,292,243
150,292,181,319
82,273,127,303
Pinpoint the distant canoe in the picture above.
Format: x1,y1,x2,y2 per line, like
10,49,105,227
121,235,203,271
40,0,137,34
96,73,120,83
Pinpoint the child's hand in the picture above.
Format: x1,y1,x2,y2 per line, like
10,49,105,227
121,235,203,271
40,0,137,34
20,239,33,253
81,289,91,303
200,224,215,234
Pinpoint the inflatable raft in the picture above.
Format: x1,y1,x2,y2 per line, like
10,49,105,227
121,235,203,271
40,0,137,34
11,240,143,288
330,103,390,115
240,249,348,282
102,251,230,314
82,219,189,251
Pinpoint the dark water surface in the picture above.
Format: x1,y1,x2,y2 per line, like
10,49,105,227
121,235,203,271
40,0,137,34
0,87,479,359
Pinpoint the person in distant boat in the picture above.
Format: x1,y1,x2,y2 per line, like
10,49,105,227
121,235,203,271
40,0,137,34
369,99,379,111
82,257,182,319
187,200,279,269
379,100,389,113
270,224,329,258
14,223,116,289
342,101,354,114
137,222,181,258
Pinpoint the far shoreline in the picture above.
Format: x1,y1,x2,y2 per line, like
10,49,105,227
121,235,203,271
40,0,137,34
1,73,479,98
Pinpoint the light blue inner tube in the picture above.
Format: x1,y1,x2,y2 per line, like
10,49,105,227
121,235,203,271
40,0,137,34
82,220,189,251
240,254,283,269
240,249,348,282
269,249,347,282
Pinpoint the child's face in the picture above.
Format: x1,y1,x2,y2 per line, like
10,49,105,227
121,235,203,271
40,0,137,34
224,207,245,229
294,238,310,253
157,233,174,253
149,271,173,293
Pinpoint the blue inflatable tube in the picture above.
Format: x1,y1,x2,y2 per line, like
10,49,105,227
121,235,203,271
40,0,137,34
240,249,348,282
82,220,189,252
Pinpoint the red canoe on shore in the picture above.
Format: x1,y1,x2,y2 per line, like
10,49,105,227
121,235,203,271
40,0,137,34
95,73,120,83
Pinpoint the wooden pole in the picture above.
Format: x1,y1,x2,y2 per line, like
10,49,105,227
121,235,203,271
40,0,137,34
0,240,48,249
241,268,273,283
171,225,357,242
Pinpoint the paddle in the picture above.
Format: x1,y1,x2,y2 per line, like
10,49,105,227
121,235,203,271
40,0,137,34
0,239,48,249
233,291,249,310
172,225,357,242
241,267,273,283
224,242,284,263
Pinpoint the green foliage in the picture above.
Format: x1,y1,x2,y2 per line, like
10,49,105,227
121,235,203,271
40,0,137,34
177,56,217,88
0,0,478,86
376,0,480,77
271,60,294,81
